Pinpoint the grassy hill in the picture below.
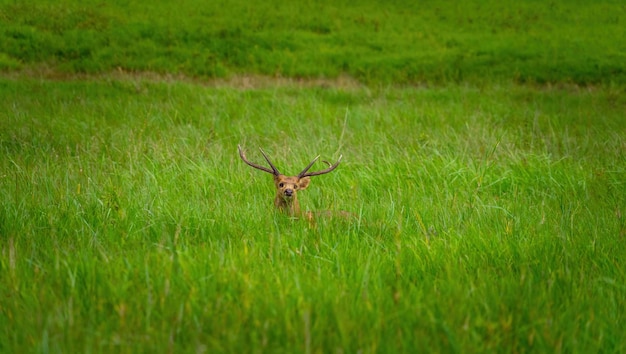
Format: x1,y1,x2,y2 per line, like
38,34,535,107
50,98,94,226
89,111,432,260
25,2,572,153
1,0,625,84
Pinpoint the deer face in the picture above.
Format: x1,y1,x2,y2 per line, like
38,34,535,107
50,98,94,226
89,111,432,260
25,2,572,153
238,145,342,216
274,175,310,201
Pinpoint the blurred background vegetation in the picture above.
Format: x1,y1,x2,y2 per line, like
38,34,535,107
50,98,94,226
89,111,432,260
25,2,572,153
1,0,624,85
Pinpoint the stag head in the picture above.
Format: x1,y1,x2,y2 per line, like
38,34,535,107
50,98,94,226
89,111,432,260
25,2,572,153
238,145,342,216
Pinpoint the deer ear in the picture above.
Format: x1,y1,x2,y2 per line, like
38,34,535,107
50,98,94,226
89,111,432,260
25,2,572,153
298,177,311,190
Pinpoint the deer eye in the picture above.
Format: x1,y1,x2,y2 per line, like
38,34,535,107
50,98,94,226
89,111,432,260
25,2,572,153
294,185,298,189
279,183,284,188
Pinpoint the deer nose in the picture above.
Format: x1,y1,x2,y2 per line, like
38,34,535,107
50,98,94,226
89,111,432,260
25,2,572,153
284,189,293,197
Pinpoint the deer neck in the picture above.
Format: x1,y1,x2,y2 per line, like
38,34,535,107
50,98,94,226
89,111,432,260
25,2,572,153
274,194,301,216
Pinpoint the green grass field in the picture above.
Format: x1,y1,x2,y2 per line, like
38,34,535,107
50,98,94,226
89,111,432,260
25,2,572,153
1,0,625,84
1,0,626,353
2,79,625,353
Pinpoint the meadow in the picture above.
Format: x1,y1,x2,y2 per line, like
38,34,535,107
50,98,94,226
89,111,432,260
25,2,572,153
1,0,625,84
1,0,626,353
2,78,625,353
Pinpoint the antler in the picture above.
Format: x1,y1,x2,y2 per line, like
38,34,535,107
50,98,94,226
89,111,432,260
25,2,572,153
238,145,281,175
298,154,343,178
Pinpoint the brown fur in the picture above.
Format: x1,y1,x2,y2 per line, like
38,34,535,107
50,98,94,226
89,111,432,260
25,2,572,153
272,175,311,216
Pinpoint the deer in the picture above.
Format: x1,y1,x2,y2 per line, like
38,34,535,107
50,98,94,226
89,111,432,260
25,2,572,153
238,145,343,219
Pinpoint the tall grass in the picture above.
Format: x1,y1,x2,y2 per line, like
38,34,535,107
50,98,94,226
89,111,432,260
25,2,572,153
1,78,625,352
